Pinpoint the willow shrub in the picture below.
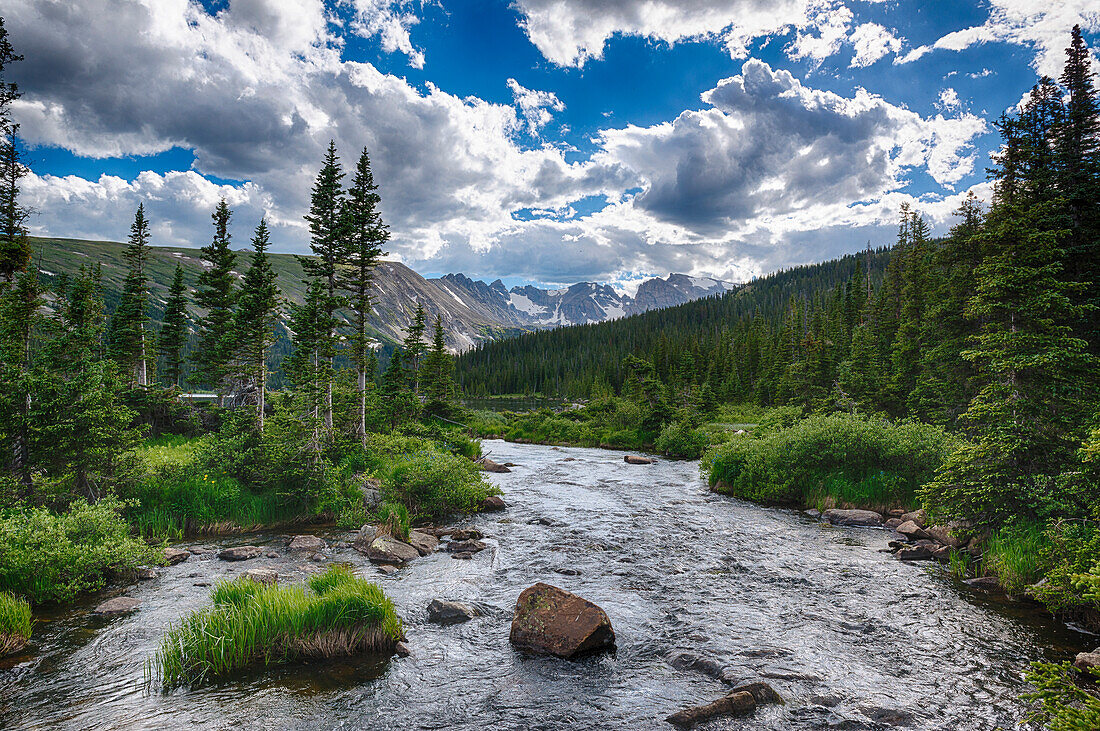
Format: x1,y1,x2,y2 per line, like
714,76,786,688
384,449,496,522
0,498,162,604
152,565,403,686
701,413,955,510
0,591,31,656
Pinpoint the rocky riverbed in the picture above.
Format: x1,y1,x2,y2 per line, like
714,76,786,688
0,440,1094,730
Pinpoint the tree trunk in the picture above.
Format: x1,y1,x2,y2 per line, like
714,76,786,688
137,324,148,387
358,367,367,447
325,354,334,430
257,358,265,433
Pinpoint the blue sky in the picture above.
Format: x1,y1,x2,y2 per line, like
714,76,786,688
6,0,1099,289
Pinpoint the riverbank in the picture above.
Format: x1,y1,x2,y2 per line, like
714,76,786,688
1,440,1090,730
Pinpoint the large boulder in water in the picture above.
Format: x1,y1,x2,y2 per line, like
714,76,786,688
218,546,262,561
93,597,141,615
287,535,326,552
895,520,929,540
666,691,756,728
479,459,511,473
427,599,478,625
407,530,439,556
357,535,420,565
823,509,883,527
510,583,615,658
624,455,656,465
164,547,190,565
480,495,507,512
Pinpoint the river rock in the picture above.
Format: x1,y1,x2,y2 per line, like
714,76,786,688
924,524,962,548
804,509,821,519
895,520,929,540
219,546,262,561
136,567,158,580
394,641,411,657
479,459,511,473
244,568,278,585
427,599,478,625
408,530,439,556
668,652,738,684
964,576,1002,592
666,691,756,728
1075,650,1100,673
377,564,399,575
901,509,928,527
931,545,953,562
480,495,507,512
359,535,420,565
884,518,903,530
93,597,141,615
510,583,615,658
823,509,884,527
447,539,487,554
451,551,473,560
451,528,484,541
288,535,326,552
896,544,933,561
732,682,784,705
164,547,190,565
624,455,656,465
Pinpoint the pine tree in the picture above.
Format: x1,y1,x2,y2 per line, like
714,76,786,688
299,141,349,432
192,199,237,402
340,148,388,445
158,264,189,388
107,203,152,386
924,201,1095,524
0,18,28,286
1057,25,1100,350
234,219,280,431
403,302,427,396
421,314,457,417
0,265,40,491
380,348,415,431
892,210,930,413
285,279,327,459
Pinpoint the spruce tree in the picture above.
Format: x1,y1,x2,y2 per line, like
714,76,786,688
192,199,237,402
285,279,327,459
340,148,388,445
0,18,28,286
892,210,930,414
299,141,349,431
158,264,189,388
234,219,280,431
0,265,39,491
380,348,415,430
402,302,427,396
421,314,457,417
107,203,152,386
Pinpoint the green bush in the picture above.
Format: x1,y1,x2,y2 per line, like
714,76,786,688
151,565,403,686
1031,519,1100,615
702,413,955,511
384,449,496,522
0,591,31,655
1024,661,1100,731
655,420,708,459
0,498,162,604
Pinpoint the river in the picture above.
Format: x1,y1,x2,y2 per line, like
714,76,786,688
0,440,1092,730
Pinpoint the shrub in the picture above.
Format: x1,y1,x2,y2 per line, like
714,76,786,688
655,420,708,459
0,498,162,604
702,413,955,511
0,591,31,656
151,565,403,686
1030,518,1100,616
384,449,496,522
1024,661,1100,731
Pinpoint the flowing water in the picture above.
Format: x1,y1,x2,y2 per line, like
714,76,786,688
0,440,1093,730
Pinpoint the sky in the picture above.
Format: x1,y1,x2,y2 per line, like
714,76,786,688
5,0,1100,290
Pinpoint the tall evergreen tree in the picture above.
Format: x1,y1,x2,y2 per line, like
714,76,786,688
107,203,152,386
0,17,28,286
403,302,426,396
340,148,388,445
421,314,457,416
192,199,237,402
285,279,328,460
234,219,280,431
892,211,930,414
299,141,349,432
380,348,415,430
0,265,39,491
158,264,189,388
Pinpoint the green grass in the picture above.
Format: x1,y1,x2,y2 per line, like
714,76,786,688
0,591,32,656
981,521,1050,593
702,412,956,512
948,549,972,580
137,434,206,472
151,565,403,686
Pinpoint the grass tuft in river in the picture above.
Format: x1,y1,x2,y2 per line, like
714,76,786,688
151,564,403,686
0,591,31,656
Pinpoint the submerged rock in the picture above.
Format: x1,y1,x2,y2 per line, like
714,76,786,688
451,552,473,560
359,535,420,565
164,547,190,565
480,495,507,512
510,583,615,658
624,455,656,465
668,652,738,684
93,597,141,615
218,546,262,562
823,509,884,527
804,509,821,519
407,530,439,556
288,535,326,552
479,459,511,473
666,691,756,728
427,599,478,625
